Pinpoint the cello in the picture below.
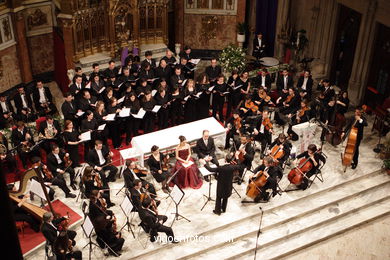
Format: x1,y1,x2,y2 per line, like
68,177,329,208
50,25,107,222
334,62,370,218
288,149,321,185
341,106,366,171
246,169,268,199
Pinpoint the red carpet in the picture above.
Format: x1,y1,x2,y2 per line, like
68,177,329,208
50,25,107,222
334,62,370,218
19,199,82,256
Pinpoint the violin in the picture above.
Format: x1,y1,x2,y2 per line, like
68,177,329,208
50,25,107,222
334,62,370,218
244,100,259,113
98,197,118,234
161,154,170,171
285,94,293,104
262,117,273,131
133,164,149,175
38,163,54,180
259,90,271,103
63,153,72,168
140,189,159,215
93,171,103,188
234,116,242,130
298,106,309,118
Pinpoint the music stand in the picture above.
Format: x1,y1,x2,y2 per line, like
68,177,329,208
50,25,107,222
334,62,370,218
81,216,99,260
169,184,190,227
199,166,215,211
119,192,136,238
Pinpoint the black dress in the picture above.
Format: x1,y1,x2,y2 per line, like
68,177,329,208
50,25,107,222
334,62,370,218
196,83,211,120
107,104,122,148
141,99,156,133
169,90,183,126
93,110,108,144
123,97,141,143
183,88,198,123
226,76,241,118
63,130,80,166
147,153,169,183
154,92,170,129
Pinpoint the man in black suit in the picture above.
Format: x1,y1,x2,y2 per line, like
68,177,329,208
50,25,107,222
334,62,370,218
123,160,156,195
141,51,157,70
161,49,177,68
276,69,293,98
138,197,177,243
0,93,14,129
69,75,85,100
297,70,313,99
130,179,143,210
252,32,266,59
47,144,76,190
232,135,255,184
13,85,35,122
11,121,40,169
170,66,185,90
103,60,120,79
0,132,18,173
41,212,77,253
195,130,219,166
72,66,88,84
77,90,97,112
179,46,192,61
32,80,57,116
256,69,272,92
61,93,78,125
87,140,118,183
342,107,368,169
204,155,241,215
318,79,335,105
205,58,222,84
39,115,62,153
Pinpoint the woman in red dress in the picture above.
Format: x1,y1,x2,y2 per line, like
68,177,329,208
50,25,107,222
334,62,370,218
172,136,203,189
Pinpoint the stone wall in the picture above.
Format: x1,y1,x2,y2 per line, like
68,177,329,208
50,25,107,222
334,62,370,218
0,45,22,93
27,33,54,76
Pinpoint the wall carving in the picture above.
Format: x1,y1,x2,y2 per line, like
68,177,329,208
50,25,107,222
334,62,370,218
0,14,15,50
24,4,53,37
0,45,22,92
200,16,218,44
28,33,54,75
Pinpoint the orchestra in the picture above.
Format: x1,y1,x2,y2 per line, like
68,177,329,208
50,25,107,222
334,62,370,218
4,47,380,258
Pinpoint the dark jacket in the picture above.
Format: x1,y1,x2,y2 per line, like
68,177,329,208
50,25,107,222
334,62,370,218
13,92,33,112
32,87,53,108
47,151,66,175
276,75,293,91
195,137,216,159
87,146,110,168
205,164,240,198
41,217,66,244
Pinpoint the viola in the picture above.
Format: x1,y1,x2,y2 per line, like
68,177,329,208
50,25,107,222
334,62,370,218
140,189,159,215
234,117,242,130
161,155,170,171
134,165,149,175
41,164,54,180
262,117,273,131
64,154,72,168
298,107,309,118
246,170,268,199
93,171,103,188
285,94,293,104
259,91,271,103
244,100,259,113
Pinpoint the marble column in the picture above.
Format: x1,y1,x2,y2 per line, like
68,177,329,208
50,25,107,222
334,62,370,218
274,0,291,61
58,15,75,70
347,0,378,105
14,11,32,82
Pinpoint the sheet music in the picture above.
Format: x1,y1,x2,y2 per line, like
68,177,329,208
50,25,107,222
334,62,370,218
85,82,91,89
208,86,215,91
80,131,91,142
121,196,133,216
29,179,50,200
105,113,116,121
182,160,194,168
117,96,125,104
76,111,84,117
182,79,187,86
199,167,213,177
184,95,190,101
233,84,243,90
190,58,201,65
195,92,202,98
119,107,131,117
170,184,184,205
82,216,94,238
98,87,106,94
151,89,157,96
132,108,146,119
117,82,125,89
152,105,161,113
97,124,106,131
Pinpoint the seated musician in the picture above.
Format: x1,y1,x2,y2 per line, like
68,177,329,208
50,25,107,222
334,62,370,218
39,115,62,154
256,69,272,92
146,145,170,192
224,111,242,149
32,80,57,116
195,130,219,166
13,85,36,123
267,133,292,167
87,140,118,184
276,69,293,98
274,87,300,126
88,190,115,224
0,132,18,173
294,144,326,190
253,87,273,111
287,99,311,141
47,144,76,191
123,160,156,196
53,230,82,260
239,94,259,118
82,166,114,208
130,179,161,212
138,197,178,243
249,156,282,202
231,135,255,184
11,121,40,169
7,190,40,232
41,212,77,251
31,156,76,198
252,108,273,156
93,215,125,256
320,97,336,142
0,93,14,129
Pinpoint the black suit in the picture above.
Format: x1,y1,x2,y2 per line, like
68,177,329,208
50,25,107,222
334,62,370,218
297,76,313,98
77,96,97,112
41,217,76,245
257,74,272,91
195,137,219,166
205,163,241,213
205,65,222,83
276,75,293,96
130,187,142,210
69,83,85,99
47,152,76,185
123,168,156,195
11,127,40,168
251,164,282,201
87,146,118,183
253,37,266,59
345,116,367,166
233,140,255,171
39,120,62,152
141,58,157,70
13,92,36,122
61,100,78,123
138,207,174,242
0,98,14,128
32,87,56,115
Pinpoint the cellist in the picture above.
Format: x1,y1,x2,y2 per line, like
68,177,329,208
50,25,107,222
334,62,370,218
294,144,325,190
341,107,367,169
267,133,292,166
231,134,255,184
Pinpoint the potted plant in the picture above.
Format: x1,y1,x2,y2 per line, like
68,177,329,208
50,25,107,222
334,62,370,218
383,159,390,174
236,22,247,47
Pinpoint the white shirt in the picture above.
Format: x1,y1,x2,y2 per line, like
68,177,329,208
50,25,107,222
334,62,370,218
261,76,266,87
257,38,262,48
54,153,62,164
239,143,246,151
21,94,28,108
203,138,208,147
0,101,8,112
38,88,46,103
302,77,308,90
96,149,106,165
259,121,265,133
284,76,288,89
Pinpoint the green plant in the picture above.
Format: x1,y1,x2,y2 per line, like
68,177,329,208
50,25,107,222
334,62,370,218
236,22,248,35
383,159,390,169
219,44,246,73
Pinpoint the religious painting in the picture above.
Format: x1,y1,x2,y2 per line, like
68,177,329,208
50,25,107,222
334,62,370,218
24,5,53,36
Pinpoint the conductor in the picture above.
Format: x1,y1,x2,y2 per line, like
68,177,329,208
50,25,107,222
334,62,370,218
204,155,241,215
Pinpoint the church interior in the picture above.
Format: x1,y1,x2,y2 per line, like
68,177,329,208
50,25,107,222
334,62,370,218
1,0,390,259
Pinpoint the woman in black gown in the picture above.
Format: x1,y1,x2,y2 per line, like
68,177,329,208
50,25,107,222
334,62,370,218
141,91,156,133
94,101,108,144
183,79,198,123
62,120,81,166
107,97,122,149
123,92,141,144
196,73,211,120
154,87,170,129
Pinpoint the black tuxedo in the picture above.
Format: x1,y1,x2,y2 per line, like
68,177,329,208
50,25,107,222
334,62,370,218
253,37,266,58
297,76,313,97
69,82,85,97
32,87,55,112
276,75,294,94
0,98,14,128
87,146,118,182
130,187,142,210
141,58,157,70
61,100,77,122
257,74,272,90
233,140,255,170
47,152,76,185
138,207,174,242
41,217,76,245
195,137,219,166
205,65,222,82
13,92,33,113
77,96,97,112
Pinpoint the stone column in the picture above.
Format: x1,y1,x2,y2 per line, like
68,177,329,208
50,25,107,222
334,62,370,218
174,0,184,46
14,11,32,82
347,0,378,105
58,14,75,70
274,0,291,60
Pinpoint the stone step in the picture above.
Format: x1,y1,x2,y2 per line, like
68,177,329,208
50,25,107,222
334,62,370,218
189,181,390,259
127,170,389,260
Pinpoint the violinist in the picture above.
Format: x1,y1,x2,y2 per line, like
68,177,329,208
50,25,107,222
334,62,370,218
195,130,219,167
93,215,125,256
253,87,273,111
138,197,177,243
224,111,242,149
41,212,77,254
231,135,255,184
47,144,77,191
341,107,367,169
130,179,160,211
87,140,118,184
239,94,259,118
274,87,300,126
252,109,273,156
82,166,114,208
31,156,73,199
88,190,115,224
11,121,40,169
317,79,335,104
287,100,310,141
267,133,292,167
212,75,227,122
249,156,282,202
53,230,82,260
123,160,156,196
147,145,170,192
294,144,325,190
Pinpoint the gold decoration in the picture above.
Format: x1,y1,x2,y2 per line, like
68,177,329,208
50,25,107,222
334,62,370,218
200,16,218,44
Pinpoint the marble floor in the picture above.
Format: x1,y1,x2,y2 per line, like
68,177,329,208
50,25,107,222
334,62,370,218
24,82,390,260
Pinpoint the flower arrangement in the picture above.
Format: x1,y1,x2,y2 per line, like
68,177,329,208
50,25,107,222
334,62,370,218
219,44,246,73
